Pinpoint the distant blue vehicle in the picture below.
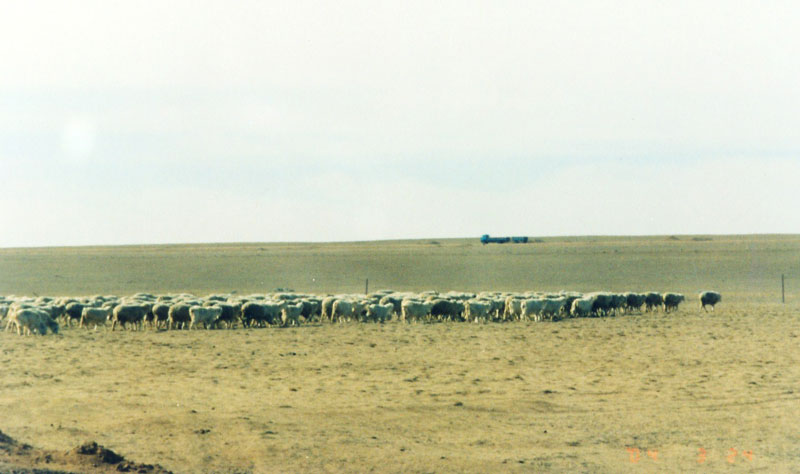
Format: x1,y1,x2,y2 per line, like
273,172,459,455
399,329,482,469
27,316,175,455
481,234,510,244
480,235,529,244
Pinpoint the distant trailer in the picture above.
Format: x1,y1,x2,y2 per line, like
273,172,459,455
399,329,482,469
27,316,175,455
480,234,509,244
480,235,528,244
481,234,528,244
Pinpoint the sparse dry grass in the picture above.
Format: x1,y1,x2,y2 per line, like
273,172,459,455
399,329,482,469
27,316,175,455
2,306,799,472
1,235,800,472
1,235,798,299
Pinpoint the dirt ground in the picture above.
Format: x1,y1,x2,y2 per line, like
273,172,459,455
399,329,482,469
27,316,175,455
1,304,799,473
1,236,799,472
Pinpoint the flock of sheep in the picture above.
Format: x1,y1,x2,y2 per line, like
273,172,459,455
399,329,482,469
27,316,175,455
1,290,722,336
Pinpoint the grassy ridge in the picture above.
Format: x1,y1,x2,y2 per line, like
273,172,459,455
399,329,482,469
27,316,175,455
1,235,798,301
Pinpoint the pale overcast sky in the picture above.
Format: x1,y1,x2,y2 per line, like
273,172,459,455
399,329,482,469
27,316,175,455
2,1,799,246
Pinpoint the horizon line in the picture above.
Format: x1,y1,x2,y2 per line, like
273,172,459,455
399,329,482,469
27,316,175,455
1,232,798,251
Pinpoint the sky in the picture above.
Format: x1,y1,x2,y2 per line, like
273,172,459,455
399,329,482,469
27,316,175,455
2,1,799,247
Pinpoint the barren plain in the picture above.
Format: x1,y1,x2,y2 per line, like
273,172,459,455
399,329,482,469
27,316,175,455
1,235,799,473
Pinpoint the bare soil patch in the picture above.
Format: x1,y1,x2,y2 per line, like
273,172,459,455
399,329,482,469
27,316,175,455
1,304,799,472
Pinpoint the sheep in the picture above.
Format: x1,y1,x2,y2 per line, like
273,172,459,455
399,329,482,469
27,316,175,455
320,296,336,322
211,302,241,328
503,296,524,321
419,290,439,300
280,302,303,326
520,298,547,321
189,306,223,329
299,298,321,322
240,302,267,328
570,297,594,318
151,303,171,329
365,303,394,323
330,299,368,323
541,297,568,321
6,301,25,332
429,299,464,321
37,304,61,321
699,291,722,312
261,301,284,325
371,289,396,297
443,291,476,301
559,293,582,318
206,294,229,302
6,308,45,335
608,294,628,315
55,301,82,326
464,300,492,323
3,307,19,333
355,300,372,322
4,306,23,334
331,300,356,323
625,293,647,313
7,308,58,335
44,312,61,334
272,292,299,302
400,299,433,322
111,304,150,331
586,292,612,316
644,292,663,312
378,295,404,316
485,297,506,320
0,289,716,328
80,307,112,330
663,293,685,313
132,292,156,301
167,304,192,330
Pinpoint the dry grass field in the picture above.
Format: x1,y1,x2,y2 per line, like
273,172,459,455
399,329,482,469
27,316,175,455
1,235,800,472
